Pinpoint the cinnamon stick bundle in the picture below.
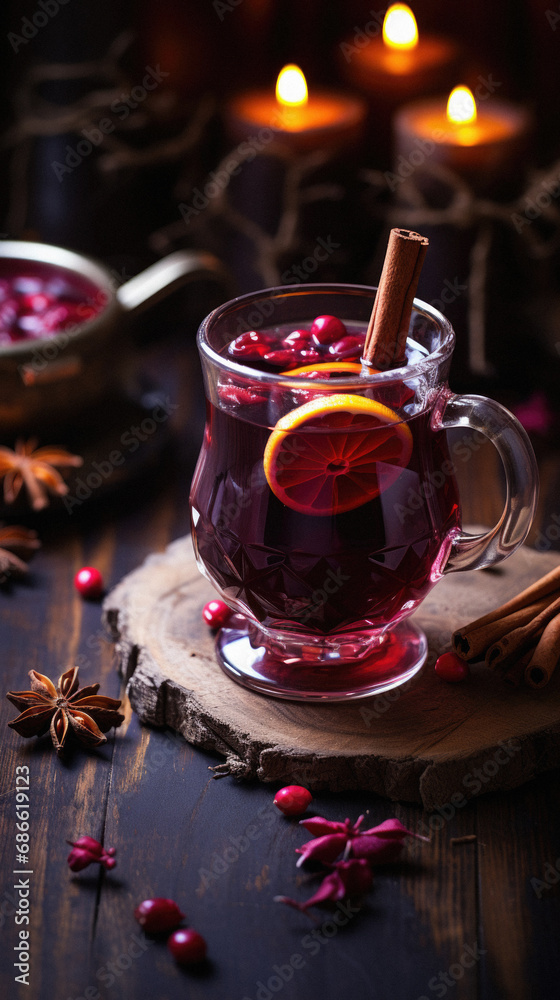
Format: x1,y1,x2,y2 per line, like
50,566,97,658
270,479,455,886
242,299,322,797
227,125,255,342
525,612,560,689
453,564,560,690
502,646,537,687
362,229,429,370
453,564,560,660
454,595,555,663
486,593,560,670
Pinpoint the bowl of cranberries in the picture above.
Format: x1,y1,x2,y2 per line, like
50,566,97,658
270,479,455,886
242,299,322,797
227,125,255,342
0,240,228,433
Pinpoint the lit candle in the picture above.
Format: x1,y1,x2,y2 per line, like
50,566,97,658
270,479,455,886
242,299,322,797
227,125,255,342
339,5,460,163
392,87,533,380
222,67,367,291
226,64,367,154
341,5,459,97
394,85,532,195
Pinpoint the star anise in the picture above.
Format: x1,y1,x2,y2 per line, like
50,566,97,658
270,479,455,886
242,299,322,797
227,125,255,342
0,524,40,577
6,666,124,755
0,438,83,511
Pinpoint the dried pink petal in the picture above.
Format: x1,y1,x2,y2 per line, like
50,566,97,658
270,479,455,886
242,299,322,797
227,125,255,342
299,816,350,837
331,859,374,896
295,832,348,867
350,835,405,864
360,818,430,843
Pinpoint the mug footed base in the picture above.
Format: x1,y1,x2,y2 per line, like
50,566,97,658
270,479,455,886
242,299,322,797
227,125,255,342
215,620,428,702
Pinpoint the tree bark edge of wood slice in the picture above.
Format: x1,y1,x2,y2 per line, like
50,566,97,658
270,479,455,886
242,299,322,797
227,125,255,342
103,536,560,810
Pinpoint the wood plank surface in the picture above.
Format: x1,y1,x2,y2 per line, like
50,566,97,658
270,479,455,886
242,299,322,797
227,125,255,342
0,332,559,1000
104,538,560,808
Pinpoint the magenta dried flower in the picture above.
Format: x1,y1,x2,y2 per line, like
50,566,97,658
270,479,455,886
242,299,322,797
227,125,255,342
279,813,428,921
67,836,116,872
296,815,426,868
276,859,374,914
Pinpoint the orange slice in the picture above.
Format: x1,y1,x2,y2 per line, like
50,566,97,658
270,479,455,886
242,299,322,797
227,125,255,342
283,361,365,377
263,394,413,516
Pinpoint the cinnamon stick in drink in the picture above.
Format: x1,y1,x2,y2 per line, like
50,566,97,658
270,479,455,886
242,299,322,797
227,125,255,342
453,564,560,660
524,612,560,689
362,228,429,370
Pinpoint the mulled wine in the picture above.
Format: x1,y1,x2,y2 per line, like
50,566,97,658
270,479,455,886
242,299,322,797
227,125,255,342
191,392,460,636
190,284,538,700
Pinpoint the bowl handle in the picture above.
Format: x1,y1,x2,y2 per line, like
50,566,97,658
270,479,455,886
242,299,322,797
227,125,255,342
116,250,234,315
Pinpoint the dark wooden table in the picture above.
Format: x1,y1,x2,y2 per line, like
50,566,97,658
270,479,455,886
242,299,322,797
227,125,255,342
1,319,559,1000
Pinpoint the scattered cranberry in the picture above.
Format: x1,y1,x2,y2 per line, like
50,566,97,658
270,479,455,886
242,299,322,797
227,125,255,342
434,651,470,683
310,314,347,345
134,898,185,934
273,785,313,817
202,599,232,629
74,566,104,600
168,929,207,965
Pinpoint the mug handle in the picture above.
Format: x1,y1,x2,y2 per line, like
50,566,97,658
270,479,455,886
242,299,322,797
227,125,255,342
433,390,539,573
116,250,234,315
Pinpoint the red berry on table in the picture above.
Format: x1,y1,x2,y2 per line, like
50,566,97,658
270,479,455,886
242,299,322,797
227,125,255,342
167,928,207,965
134,898,185,934
273,785,313,816
202,599,232,629
434,651,470,682
74,566,104,600
310,315,347,346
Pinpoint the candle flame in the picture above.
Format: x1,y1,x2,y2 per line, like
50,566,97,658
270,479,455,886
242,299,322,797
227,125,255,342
383,4,418,50
276,65,308,107
447,86,477,125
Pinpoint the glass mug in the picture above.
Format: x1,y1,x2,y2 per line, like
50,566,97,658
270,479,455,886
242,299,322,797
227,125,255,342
190,285,538,701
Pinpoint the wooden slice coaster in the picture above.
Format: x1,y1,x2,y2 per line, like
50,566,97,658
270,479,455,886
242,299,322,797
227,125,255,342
104,536,560,809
